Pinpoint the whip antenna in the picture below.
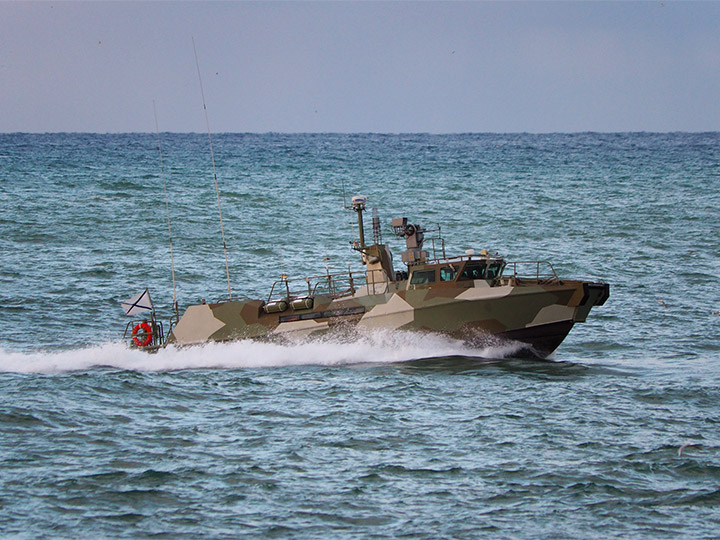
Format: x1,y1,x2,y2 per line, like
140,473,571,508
341,177,349,209
193,36,232,300
152,101,178,317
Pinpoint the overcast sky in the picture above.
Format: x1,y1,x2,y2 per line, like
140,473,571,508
1,1,718,133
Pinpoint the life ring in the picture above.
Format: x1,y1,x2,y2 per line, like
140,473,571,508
132,321,153,347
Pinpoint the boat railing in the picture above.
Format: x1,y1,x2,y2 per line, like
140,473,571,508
503,260,562,284
266,269,390,304
426,237,447,260
122,316,165,348
165,312,179,342
423,253,501,266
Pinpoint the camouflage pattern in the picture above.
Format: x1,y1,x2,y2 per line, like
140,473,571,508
160,205,608,358
166,255,609,359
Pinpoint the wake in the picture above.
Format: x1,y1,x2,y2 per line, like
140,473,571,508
0,330,526,374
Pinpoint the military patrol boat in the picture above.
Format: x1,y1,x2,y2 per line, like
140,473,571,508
125,196,608,358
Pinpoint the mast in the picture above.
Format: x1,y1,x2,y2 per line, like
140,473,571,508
350,195,395,285
351,195,367,248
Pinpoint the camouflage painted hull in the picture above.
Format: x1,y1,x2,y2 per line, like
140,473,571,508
154,203,610,358
167,278,609,359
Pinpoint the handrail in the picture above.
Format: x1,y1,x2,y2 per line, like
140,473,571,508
266,269,391,303
422,253,503,266
262,258,562,304
503,260,561,282
426,237,447,260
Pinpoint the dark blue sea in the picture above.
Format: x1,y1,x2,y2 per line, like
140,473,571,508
1,132,719,538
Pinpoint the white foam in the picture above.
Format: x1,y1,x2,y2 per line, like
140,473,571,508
0,330,526,374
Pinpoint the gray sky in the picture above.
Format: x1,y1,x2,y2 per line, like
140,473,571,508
2,1,719,133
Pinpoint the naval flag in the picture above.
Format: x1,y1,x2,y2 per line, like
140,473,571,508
121,289,153,316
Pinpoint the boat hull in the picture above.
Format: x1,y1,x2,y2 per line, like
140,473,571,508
167,280,609,359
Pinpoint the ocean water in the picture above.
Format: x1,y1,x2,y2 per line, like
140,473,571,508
1,132,719,538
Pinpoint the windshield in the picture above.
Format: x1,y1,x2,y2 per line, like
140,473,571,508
487,262,504,279
440,266,458,281
410,270,436,285
459,262,486,280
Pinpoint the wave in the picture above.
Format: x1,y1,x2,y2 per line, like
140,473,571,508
0,331,527,374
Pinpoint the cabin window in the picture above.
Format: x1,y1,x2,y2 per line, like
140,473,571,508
459,263,486,280
410,270,436,285
487,262,504,279
439,266,457,282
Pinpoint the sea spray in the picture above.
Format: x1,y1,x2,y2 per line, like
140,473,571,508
0,329,525,374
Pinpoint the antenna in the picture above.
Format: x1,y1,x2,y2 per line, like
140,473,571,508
341,177,349,209
152,101,178,317
192,37,232,300
372,207,382,245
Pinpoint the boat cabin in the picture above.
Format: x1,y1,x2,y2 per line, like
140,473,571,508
407,257,506,288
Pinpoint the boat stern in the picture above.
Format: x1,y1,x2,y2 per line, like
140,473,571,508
167,299,270,345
